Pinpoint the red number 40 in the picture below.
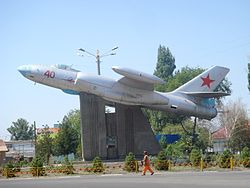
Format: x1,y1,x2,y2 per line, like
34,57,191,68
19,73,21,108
44,70,55,78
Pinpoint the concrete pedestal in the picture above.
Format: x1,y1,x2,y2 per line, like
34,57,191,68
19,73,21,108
80,93,161,161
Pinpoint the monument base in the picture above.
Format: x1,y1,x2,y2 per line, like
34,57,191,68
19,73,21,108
80,93,161,161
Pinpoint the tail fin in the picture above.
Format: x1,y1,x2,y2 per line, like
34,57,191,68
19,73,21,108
174,66,230,92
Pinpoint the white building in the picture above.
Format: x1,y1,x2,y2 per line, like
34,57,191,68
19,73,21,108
5,140,35,160
212,127,228,153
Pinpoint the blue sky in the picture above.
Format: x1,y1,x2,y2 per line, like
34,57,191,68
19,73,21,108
1,0,250,139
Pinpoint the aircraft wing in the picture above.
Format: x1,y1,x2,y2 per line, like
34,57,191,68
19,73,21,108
182,91,230,98
112,66,165,91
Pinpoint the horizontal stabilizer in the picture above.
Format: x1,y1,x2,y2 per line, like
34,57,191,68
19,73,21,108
182,91,230,98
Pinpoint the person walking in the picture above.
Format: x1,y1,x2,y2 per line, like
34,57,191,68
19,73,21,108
142,151,154,175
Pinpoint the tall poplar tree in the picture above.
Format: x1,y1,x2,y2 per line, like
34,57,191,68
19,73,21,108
248,63,250,91
154,45,176,81
148,45,177,133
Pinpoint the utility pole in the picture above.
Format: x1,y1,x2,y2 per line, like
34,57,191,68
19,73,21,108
34,121,37,156
78,46,118,75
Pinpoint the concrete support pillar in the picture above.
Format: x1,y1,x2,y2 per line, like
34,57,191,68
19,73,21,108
79,93,107,161
132,107,161,156
79,93,161,161
116,104,161,158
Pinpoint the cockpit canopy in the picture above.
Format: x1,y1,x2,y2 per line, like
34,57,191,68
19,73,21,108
52,64,80,72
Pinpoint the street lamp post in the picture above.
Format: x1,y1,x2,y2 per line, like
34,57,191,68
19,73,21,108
78,46,118,75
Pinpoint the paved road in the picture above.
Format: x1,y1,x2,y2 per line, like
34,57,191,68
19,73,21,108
1,171,250,188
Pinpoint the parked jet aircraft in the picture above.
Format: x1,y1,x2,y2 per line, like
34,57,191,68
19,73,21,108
18,64,229,120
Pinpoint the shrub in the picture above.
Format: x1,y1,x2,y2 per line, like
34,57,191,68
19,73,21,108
242,157,250,168
149,156,158,166
155,151,169,170
30,157,46,176
2,162,16,178
92,157,104,173
240,147,250,168
190,148,201,167
240,147,250,160
219,150,232,168
203,153,217,167
61,156,75,174
124,152,138,172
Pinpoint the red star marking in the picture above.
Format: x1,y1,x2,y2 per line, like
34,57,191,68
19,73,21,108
201,74,215,88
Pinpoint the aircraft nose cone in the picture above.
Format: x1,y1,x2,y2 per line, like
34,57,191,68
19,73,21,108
17,65,24,71
17,65,25,76
17,65,31,77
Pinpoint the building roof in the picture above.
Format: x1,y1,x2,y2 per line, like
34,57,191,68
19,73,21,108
5,140,35,144
0,139,8,152
212,127,227,140
212,121,250,141
37,127,60,134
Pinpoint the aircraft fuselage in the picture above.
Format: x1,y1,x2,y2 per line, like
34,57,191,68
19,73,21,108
18,64,217,120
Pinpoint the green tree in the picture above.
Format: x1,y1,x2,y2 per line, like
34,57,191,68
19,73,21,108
154,45,176,82
229,118,250,152
248,63,250,91
190,148,201,167
65,109,82,158
159,136,168,149
161,122,191,153
180,118,210,152
195,126,210,152
164,140,186,160
215,77,232,94
54,116,79,156
7,118,34,140
66,109,81,133
220,99,249,152
161,119,210,154
36,125,54,164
